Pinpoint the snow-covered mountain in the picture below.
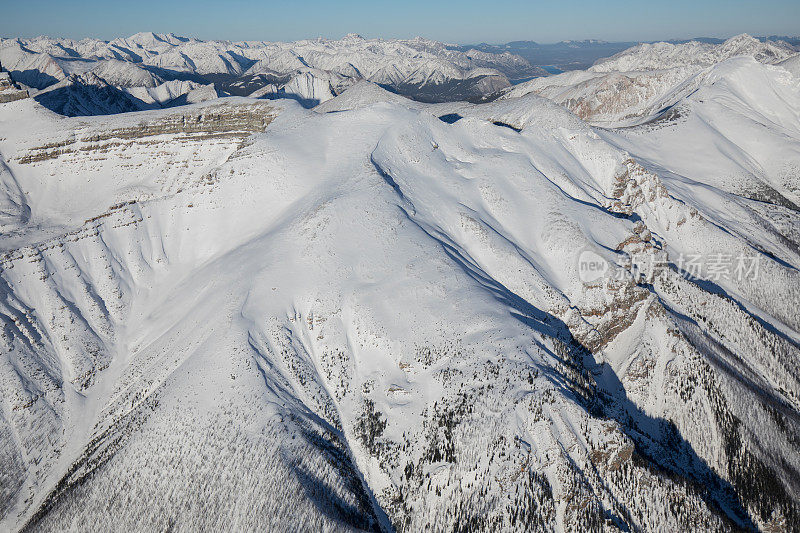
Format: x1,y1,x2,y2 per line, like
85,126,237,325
32,72,153,117
503,34,799,126
0,25,799,530
123,79,207,106
591,33,796,72
248,68,348,107
0,32,545,114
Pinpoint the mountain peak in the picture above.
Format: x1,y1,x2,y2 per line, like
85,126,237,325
124,31,191,47
723,33,758,45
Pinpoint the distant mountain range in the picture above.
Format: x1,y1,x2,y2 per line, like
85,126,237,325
458,35,800,71
0,32,546,115
2,32,797,118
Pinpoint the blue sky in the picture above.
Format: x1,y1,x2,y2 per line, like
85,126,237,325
2,0,798,44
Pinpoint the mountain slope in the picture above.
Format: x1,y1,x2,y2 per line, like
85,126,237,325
503,34,799,126
33,73,153,117
600,57,800,209
0,62,797,533
591,34,796,72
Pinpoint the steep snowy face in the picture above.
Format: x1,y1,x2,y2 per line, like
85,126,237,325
503,67,703,125
0,64,798,533
504,34,800,126
249,68,346,106
122,80,205,106
778,54,800,77
600,57,800,217
87,60,164,88
32,72,153,117
0,33,542,114
314,81,415,113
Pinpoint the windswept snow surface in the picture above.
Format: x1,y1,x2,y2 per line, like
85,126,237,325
778,54,800,77
0,45,798,533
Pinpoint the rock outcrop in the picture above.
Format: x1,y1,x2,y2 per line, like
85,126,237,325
0,62,29,104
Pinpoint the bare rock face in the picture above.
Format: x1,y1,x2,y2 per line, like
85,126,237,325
0,62,29,104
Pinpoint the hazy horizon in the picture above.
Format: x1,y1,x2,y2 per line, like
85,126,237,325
2,0,798,45
1,29,798,47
